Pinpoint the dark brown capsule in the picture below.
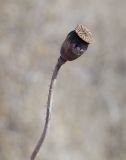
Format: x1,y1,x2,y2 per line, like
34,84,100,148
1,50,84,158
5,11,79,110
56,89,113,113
60,24,94,62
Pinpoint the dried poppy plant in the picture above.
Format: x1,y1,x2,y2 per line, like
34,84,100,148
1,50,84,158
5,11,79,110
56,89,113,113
31,24,94,160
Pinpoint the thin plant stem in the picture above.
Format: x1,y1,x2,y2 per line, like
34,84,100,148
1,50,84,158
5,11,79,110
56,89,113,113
31,57,66,160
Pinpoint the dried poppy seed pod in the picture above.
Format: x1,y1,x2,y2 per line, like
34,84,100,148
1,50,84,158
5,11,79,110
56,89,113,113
31,25,94,160
60,24,94,61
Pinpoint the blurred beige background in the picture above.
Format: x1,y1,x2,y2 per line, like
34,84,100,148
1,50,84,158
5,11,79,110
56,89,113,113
0,0,126,160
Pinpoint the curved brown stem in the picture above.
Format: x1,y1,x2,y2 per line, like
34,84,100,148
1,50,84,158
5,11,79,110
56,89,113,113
31,57,66,160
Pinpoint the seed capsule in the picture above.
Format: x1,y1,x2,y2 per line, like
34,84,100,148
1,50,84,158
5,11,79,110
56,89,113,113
60,24,94,61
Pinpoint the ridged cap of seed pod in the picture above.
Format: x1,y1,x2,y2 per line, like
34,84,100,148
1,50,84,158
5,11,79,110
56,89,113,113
75,24,94,43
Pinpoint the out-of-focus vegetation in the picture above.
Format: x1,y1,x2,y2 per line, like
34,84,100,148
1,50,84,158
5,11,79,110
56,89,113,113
0,0,126,160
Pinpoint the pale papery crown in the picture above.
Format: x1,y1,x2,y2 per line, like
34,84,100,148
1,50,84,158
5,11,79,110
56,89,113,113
75,24,94,43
